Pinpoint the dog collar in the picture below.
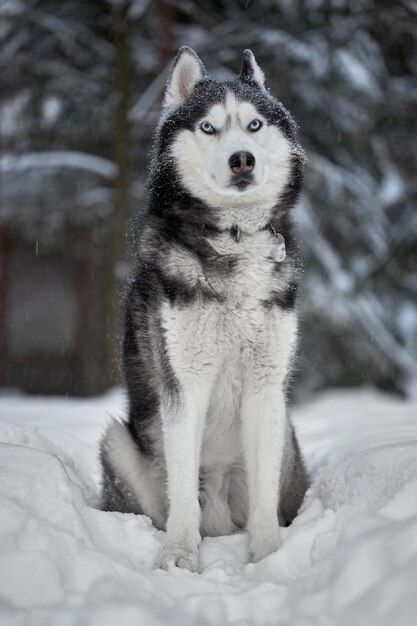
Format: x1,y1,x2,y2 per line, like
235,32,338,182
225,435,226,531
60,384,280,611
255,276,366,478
201,221,286,262
231,223,286,262
266,223,286,263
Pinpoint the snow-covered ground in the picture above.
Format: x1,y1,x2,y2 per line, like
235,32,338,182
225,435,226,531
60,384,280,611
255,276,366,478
0,387,416,626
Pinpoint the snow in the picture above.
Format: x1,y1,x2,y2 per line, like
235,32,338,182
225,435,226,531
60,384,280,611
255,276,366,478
0,387,416,625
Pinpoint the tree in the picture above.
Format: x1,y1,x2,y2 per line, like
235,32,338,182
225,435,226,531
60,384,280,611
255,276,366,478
1,0,416,396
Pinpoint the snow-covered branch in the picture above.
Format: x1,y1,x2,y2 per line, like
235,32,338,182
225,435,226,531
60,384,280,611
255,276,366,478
0,152,117,180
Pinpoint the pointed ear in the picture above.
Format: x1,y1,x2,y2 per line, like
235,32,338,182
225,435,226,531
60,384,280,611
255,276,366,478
163,46,206,113
239,49,265,89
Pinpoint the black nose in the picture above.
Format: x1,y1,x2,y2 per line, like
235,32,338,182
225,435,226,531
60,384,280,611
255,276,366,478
229,151,255,174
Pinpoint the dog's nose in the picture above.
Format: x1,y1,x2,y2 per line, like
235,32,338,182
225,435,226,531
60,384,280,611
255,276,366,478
229,151,255,174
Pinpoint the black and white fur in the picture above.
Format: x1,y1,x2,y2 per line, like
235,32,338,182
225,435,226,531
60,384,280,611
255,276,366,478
100,47,309,571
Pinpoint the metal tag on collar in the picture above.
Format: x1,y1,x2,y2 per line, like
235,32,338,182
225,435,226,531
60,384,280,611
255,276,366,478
231,224,241,242
268,223,286,262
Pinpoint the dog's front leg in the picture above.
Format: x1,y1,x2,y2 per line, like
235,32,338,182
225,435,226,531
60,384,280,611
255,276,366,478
241,311,297,563
156,385,210,572
241,373,286,563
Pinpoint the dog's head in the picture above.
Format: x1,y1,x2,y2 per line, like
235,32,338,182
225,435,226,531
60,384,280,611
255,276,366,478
156,47,303,217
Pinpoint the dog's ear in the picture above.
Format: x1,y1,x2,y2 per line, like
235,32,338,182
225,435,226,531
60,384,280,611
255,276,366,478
164,46,206,113
239,49,265,89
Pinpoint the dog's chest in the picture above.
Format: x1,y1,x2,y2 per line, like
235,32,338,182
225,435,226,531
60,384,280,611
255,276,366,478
201,348,244,466
207,230,278,304
162,230,291,355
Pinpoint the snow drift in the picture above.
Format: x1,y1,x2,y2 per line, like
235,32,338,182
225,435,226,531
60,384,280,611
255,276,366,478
0,387,416,625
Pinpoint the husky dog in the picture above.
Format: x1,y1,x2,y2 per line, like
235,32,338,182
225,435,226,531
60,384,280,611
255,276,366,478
100,47,309,571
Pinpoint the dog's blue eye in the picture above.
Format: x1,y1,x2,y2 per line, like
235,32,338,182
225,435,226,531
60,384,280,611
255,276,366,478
200,121,215,134
248,119,262,132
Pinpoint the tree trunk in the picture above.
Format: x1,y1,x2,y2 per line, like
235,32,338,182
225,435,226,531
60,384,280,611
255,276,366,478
159,0,174,69
104,3,132,388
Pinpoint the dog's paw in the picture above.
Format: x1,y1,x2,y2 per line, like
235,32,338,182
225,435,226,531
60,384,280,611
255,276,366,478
248,527,281,563
155,541,199,572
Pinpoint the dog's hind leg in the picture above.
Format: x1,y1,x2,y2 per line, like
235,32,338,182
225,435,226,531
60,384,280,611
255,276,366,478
278,422,309,527
100,419,167,530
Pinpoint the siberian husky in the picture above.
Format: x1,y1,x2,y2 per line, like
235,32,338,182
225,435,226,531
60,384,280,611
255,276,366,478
100,47,309,571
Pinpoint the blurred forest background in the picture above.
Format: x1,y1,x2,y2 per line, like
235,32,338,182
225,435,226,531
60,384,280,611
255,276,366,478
0,0,416,398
